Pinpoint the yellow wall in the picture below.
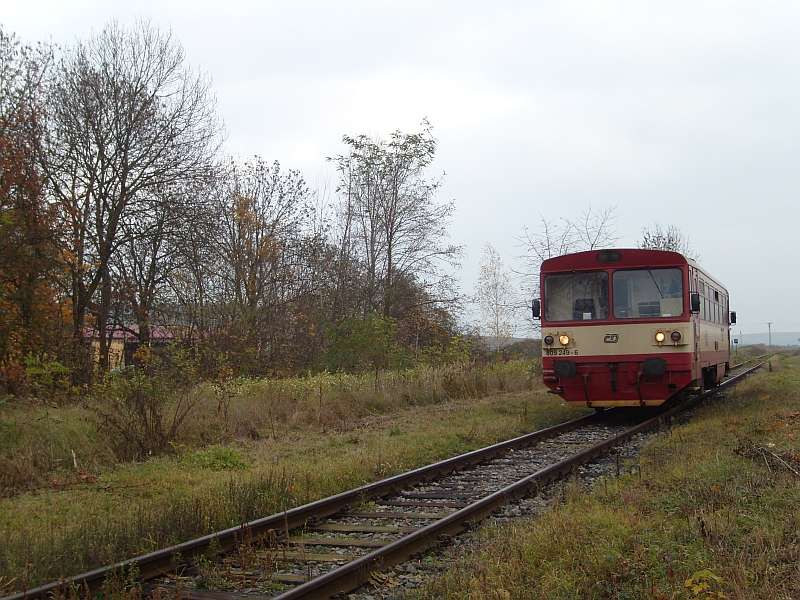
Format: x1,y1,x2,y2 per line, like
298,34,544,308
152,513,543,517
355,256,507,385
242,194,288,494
90,339,126,369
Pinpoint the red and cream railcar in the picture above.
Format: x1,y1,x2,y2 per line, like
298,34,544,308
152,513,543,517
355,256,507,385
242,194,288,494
534,249,735,407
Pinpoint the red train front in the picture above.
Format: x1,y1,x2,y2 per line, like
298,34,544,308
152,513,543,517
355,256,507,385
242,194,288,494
534,249,732,407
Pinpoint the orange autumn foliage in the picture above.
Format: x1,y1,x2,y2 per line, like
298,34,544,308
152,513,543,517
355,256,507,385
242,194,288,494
0,98,67,394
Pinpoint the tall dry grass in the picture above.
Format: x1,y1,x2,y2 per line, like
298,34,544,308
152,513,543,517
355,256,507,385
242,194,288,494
1,360,540,493
203,360,540,440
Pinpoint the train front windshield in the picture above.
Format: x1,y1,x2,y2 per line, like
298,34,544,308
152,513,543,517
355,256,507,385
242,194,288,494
544,272,609,321
613,268,683,318
544,267,684,322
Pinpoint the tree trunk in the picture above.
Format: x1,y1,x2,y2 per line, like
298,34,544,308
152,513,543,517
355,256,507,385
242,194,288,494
97,266,112,373
384,241,393,317
70,288,89,384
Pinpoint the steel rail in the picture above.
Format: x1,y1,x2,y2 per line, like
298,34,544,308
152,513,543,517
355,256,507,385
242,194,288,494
4,413,600,600
270,360,767,600
729,353,769,371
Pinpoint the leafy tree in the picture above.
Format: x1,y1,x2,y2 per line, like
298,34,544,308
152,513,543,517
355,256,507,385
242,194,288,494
0,27,64,392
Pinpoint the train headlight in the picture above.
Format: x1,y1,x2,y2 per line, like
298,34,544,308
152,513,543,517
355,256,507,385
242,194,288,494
670,331,682,342
559,334,570,346
544,335,554,345
655,331,666,343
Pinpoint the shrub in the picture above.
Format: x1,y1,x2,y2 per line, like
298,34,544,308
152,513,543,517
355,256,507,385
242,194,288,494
23,355,71,399
324,313,410,372
91,349,200,461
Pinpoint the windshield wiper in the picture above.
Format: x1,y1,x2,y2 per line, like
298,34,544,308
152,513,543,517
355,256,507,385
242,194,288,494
648,270,665,299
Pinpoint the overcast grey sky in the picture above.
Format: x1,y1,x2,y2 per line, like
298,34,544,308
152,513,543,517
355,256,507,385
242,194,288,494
5,0,800,335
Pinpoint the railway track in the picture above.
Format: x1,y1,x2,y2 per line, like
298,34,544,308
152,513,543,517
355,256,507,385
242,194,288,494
5,358,770,600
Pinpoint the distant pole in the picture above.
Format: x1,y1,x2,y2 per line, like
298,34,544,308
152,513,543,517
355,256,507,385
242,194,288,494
767,322,773,372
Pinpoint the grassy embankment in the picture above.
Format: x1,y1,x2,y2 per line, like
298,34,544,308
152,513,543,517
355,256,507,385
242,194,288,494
419,353,800,600
0,359,590,594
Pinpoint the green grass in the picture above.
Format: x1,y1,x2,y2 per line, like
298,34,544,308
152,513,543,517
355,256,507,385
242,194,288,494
418,354,800,600
0,381,586,594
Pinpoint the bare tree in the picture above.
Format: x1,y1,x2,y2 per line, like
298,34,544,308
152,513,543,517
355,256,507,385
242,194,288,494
476,244,515,345
114,181,214,345
574,205,618,250
166,200,223,345
639,223,697,258
332,120,461,319
518,205,617,331
521,206,618,267
41,21,220,374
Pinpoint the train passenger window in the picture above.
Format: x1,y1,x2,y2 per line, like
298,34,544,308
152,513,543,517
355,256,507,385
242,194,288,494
613,268,683,319
544,272,609,321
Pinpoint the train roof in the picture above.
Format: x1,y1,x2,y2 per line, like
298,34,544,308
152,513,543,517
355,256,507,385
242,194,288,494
541,248,687,270
541,248,728,292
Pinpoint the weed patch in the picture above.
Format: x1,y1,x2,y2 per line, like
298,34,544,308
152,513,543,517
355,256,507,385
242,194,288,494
180,446,249,471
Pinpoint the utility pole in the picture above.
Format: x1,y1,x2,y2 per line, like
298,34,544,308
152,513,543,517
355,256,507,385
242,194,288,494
765,322,774,372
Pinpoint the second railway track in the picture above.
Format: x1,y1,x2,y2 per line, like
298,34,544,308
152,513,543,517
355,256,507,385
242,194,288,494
5,359,770,600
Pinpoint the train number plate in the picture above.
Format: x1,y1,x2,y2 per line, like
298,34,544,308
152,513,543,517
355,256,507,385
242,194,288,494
544,348,576,356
